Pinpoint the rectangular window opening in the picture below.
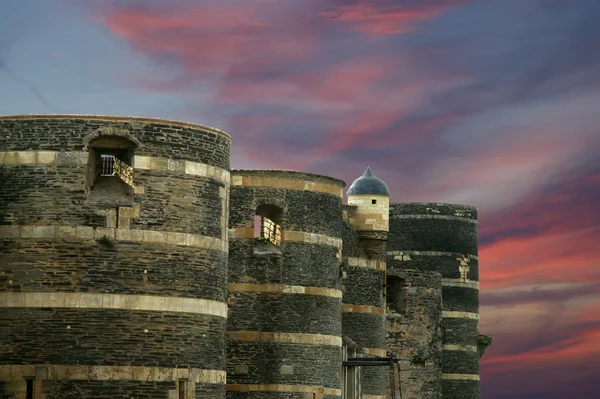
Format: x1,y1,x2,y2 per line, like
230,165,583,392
25,378,34,399
372,199,377,204
100,154,116,176
262,217,282,246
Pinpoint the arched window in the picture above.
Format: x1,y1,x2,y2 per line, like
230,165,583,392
386,276,408,314
254,204,283,246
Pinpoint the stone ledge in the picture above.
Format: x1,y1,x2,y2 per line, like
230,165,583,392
229,228,342,258
442,279,479,290
133,155,230,184
441,373,480,381
0,151,87,166
346,257,385,271
0,292,227,318
441,311,479,320
228,283,342,299
227,331,342,347
341,304,385,315
226,383,341,396
0,225,227,252
0,365,226,384
230,174,343,198
442,344,479,353
387,250,478,260
391,213,477,223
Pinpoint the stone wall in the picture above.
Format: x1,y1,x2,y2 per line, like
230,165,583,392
227,170,345,399
0,115,231,399
387,203,479,399
341,206,387,399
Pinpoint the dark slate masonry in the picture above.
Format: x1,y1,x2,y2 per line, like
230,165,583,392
0,115,231,398
388,202,480,399
0,115,491,399
341,207,387,398
227,170,344,398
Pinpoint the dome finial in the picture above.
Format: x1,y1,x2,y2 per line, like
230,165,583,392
346,167,391,196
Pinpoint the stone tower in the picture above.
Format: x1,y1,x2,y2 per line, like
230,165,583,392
226,170,346,398
386,203,481,399
342,167,390,398
0,115,231,399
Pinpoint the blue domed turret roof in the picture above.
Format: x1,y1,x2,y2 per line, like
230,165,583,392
346,167,390,196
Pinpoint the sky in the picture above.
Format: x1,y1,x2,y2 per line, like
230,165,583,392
0,0,599,397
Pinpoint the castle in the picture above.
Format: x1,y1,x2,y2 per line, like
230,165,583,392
0,115,491,399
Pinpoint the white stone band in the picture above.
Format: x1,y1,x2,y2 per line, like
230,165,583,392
0,292,227,318
0,365,226,384
442,311,479,320
227,331,342,346
0,225,227,253
442,373,480,381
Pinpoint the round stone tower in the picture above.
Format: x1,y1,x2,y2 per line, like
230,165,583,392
227,170,346,398
387,203,480,399
0,115,231,398
342,167,390,398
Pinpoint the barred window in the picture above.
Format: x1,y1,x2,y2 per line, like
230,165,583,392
255,204,283,246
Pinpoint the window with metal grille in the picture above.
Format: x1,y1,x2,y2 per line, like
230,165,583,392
261,216,281,246
255,204,283,246
101,154,116,175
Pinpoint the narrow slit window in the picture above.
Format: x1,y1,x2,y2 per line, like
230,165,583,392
179,379,187,399
25,378,34,399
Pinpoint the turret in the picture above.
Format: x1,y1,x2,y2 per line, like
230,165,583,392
346,167,390,257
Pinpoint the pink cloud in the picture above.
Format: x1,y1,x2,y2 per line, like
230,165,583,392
319,0,466,36
52,52,67,57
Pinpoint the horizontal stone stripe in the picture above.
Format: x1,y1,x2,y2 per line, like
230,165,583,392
228,228,342,250
391,214,477,223
387,250,478,260
362,395,387,399
0,225,227,252
227,331,342,346
361,348,387,357
133,155,229,184
0,151,230,184
341,304,385,315
442,278,479,289
442,311,479,320
0,292,227,318
231,174,343,198
0,365,226,384
226,384,341,396
228,283,342,298
441,373,480,381
443,344,479,353
346,257,385,271
0,150,86,166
